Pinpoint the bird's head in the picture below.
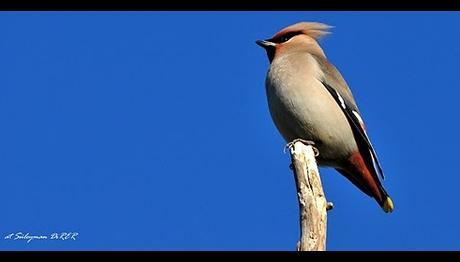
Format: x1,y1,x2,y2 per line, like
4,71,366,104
256,22,332,62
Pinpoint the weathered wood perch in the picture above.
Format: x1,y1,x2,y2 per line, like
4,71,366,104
287,140,332,251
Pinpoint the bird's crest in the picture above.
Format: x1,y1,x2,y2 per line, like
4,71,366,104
272,22,333,41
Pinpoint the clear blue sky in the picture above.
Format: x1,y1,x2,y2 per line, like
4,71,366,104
1,11,459,251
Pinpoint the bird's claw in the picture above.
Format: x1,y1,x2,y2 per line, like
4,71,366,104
285,139,319,157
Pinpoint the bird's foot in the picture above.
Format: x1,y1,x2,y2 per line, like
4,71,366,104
285,139,319,157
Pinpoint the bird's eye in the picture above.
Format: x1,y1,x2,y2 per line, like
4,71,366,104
281,36,290,42
270,32,301,44
279,32,300,43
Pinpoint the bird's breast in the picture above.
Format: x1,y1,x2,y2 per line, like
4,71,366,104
265,53,357,166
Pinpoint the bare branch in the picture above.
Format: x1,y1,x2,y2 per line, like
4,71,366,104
288,140,329,251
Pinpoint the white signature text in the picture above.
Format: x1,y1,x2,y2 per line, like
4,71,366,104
4,232,79,243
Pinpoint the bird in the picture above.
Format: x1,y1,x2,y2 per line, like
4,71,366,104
256,22,393,213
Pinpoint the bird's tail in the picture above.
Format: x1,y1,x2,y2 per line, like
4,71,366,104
378,186,394,213
336,163,394,213
382,195,394,213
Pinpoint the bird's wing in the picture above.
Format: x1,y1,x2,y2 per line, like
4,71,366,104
316,58,385,181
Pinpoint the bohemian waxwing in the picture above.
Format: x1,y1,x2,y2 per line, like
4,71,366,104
256,22,393,213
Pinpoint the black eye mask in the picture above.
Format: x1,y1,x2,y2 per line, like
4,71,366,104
270,31,302,44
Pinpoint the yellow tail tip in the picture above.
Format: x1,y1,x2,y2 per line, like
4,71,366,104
382,197,394,213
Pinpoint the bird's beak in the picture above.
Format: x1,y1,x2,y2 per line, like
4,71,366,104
256,39,276,49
